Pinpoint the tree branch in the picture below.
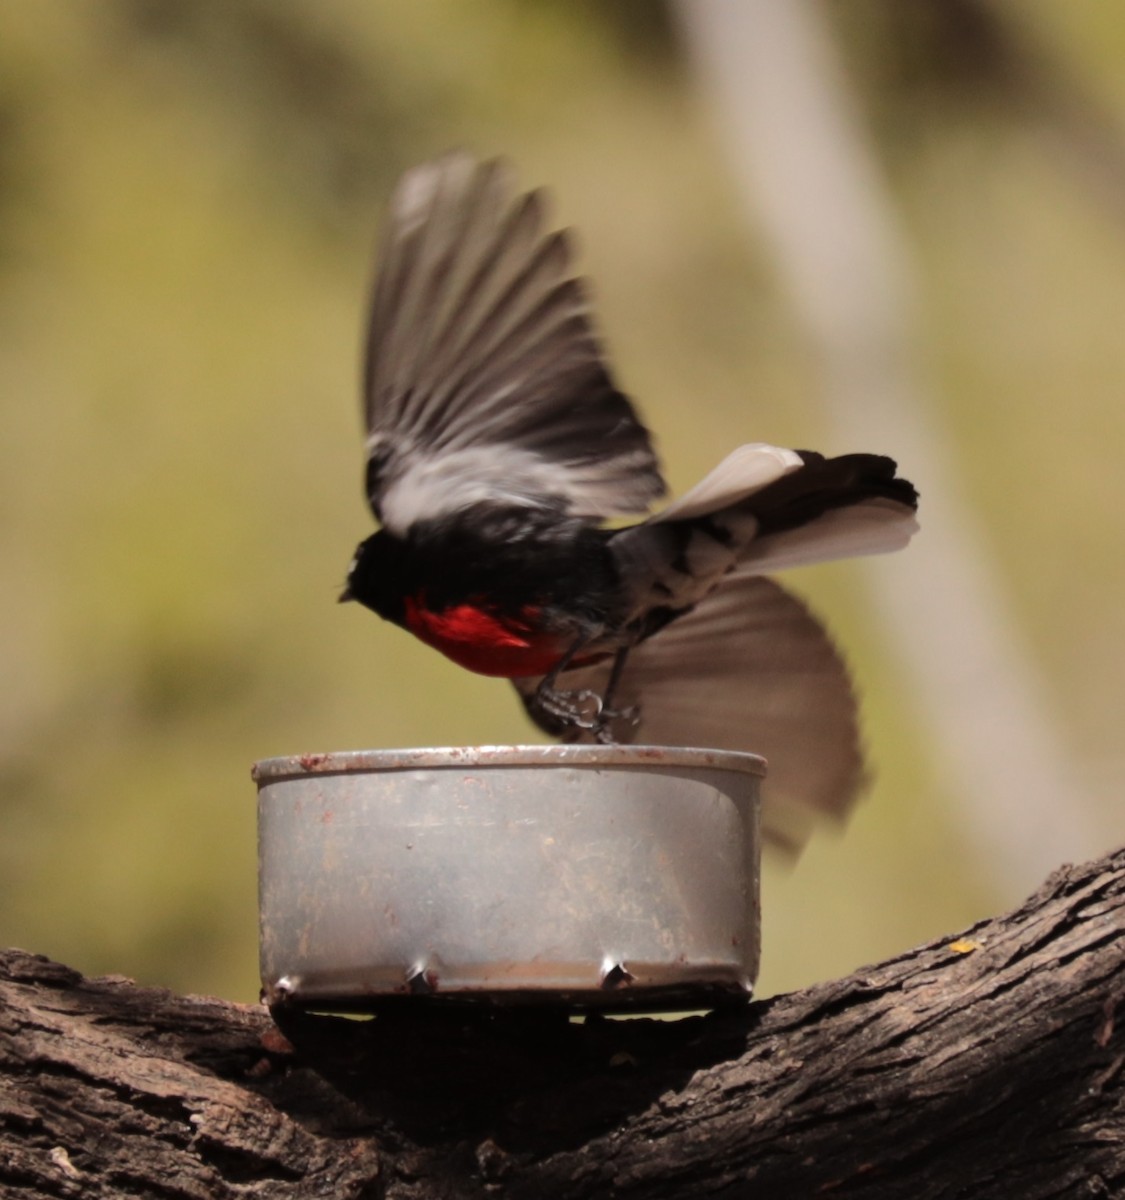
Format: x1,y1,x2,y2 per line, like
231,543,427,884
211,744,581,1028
2,848,1123,1198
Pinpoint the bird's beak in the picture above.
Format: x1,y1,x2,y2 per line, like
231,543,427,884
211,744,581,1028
337,585,354,603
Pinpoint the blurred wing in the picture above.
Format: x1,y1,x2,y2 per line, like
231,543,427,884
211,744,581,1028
513,573,866,854
363,151,665,534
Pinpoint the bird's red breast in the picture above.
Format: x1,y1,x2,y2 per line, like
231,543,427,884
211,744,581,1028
402,595,571,678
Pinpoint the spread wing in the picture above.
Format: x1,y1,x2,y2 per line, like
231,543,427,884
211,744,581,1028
512,573,867,854
362,151,666,535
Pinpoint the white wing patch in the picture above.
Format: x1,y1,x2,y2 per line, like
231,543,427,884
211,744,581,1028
373,442,580,534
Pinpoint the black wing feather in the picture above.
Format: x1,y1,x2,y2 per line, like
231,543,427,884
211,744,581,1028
363,152,665,533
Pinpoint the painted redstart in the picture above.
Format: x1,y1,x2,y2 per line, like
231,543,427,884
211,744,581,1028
340,152,919,848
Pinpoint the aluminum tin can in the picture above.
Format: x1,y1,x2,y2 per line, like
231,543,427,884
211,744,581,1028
254,745,764,1011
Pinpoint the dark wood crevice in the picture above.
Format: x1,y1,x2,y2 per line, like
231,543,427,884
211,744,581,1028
1,847,1123,1198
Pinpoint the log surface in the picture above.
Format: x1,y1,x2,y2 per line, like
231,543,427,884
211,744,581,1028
2,848,1123,1199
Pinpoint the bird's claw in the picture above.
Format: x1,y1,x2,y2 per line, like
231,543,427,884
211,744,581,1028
595,704,640,744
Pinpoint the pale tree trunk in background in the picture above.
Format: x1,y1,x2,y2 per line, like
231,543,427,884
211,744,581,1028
674,0,1101,897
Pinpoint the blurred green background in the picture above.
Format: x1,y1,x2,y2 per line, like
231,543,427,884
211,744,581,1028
2,0,1124,1004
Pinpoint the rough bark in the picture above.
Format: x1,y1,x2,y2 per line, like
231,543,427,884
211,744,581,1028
2,848,1123,1200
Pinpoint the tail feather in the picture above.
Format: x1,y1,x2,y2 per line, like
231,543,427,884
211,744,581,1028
739,450,918,539
742,497,918,573
653,443,805,523
610,447,919,619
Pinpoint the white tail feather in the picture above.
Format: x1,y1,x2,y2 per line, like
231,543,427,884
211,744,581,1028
654,443,804,523
741,498,919,573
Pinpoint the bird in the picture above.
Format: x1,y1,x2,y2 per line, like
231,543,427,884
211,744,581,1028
339,151,919,850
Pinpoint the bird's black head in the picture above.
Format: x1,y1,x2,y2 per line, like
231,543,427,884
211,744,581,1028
339,530,411,626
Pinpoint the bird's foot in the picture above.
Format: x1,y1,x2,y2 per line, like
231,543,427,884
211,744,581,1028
533,686,639,744
534,685,605,732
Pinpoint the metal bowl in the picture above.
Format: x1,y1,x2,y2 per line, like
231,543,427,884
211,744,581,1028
254,745,765,1012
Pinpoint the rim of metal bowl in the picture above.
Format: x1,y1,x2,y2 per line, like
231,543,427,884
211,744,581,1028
252,744,767,782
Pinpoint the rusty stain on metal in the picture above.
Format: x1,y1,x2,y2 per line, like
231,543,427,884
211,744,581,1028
253,744,765,780
255,745,764,1012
